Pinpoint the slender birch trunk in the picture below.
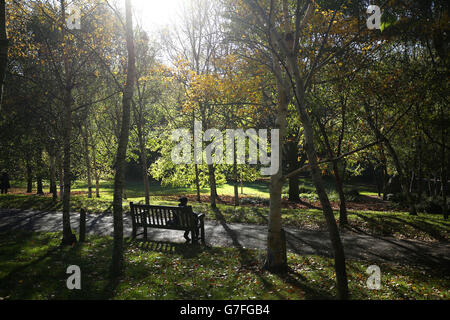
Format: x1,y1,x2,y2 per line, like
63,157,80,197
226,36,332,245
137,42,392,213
233,159,239,206
60,0,76,245
49,153,57,202
26,157,32,193
137,124,150,205
57,152,63,201
111,0,136,276
82,125,93,198
92,142,100,198
0,0,8,109
284,38,349,299
264,48,288,272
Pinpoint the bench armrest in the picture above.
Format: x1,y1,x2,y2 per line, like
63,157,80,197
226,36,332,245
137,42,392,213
196,213,205,220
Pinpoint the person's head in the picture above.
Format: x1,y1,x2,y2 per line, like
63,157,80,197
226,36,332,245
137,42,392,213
178,197,188,206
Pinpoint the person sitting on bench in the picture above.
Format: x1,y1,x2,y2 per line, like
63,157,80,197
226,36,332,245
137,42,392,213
178,197,199,242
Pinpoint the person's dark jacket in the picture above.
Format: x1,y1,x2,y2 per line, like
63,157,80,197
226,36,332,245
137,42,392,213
0,173,10,189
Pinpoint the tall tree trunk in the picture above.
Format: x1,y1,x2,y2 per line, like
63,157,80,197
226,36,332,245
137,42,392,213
57,152,63,201
61,87,74,244
285,52,349,299
111,0,135,277
364,105,417,215
233,159,239,206
433,173,438,199
441,110,448,219
194,164,201,202
259,0,348,296
417,136,423,202
36,176,43,195
92,142,100,198
49,153,57,202
0,0,8,109
192,111,201,202
138,128,150,205
387,143,416,214
428,176,432,197
382,163,388,200
36,150,44,195
333,160,348,225
315,116,348,225
95,173,100,198
208,164,217,208
60,0,76,246
263,1,292,273
264,54,288,273
26,158,32,193
374,165,382,197
82,126,92,198
409,171,415,193
287,141,300,202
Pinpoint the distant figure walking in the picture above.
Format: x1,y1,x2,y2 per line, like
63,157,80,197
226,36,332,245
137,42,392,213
1,172,10,194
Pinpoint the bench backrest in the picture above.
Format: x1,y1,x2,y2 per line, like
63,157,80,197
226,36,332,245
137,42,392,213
130,203,196,229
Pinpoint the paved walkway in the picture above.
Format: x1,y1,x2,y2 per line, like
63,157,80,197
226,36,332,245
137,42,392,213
0,208,449,272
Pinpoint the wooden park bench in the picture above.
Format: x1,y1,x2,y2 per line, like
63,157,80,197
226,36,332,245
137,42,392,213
129,202,205,244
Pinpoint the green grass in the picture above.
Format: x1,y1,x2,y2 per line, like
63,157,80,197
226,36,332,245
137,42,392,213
0,231,448,300
10,179,273,199
10,177,380,201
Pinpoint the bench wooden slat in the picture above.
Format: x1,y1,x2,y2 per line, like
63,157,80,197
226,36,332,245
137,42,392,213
144,208,149,224
149,207,154,225
157,207,161,226
136,206,141,225
163,208,168,226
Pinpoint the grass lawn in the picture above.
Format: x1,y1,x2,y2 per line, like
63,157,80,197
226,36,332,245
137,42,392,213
0,231,448,300
9,177,380,201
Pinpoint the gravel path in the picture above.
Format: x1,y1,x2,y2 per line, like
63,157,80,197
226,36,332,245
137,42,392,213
1,208,449,272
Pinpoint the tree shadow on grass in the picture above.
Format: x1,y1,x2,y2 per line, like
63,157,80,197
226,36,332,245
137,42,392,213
282,268,335,299
387,215,449,242
251,207,268,223
211,207,333,299
351,212,449,243
0,231,57,275
297,199,322,210
209,207,287,298
350,212,399,237
342,221,450,276
0,232,122,300
0,195,60,212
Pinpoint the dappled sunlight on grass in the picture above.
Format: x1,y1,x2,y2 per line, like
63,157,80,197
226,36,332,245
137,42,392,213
0,231,448,300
